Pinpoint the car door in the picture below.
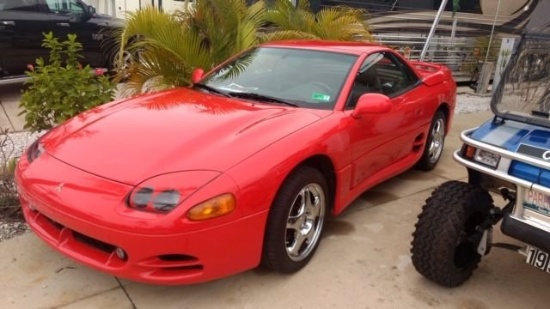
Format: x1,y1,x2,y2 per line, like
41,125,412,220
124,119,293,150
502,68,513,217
0,0,49,76
42,0,103,67
345,51,427,188
376,51,432,161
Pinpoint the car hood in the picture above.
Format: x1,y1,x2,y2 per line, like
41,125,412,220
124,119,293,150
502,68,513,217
470,118,550,154
43,88,323,185
89,15,125,28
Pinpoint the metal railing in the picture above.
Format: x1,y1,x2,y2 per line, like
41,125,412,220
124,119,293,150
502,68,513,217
373,33,503,82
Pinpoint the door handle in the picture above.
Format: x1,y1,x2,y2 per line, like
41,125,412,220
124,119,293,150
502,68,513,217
1,21,15,26
56,22,70,27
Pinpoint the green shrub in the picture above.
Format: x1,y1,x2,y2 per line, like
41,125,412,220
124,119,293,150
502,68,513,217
19,32,115,132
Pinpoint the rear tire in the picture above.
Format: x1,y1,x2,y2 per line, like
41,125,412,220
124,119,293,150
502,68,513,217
411,181,493,287
416,110,446,171
261,166,328,273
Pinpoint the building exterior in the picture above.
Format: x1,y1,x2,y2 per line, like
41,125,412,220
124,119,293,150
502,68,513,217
86,0,193,18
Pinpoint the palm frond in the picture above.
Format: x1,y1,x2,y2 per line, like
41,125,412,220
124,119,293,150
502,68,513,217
264,0,372,43
115,0,374,96
314,7,372,41
261,30,319,42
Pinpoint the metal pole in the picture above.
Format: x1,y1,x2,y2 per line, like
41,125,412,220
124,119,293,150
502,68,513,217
110,0,115,17
484,0,502,63
420,0,449,61
391,0,398,11
450,17,457,44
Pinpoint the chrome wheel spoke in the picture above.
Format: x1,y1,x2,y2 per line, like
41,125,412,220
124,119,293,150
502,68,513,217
305,189,321,218
286,214,304,231
289,232,307,256
285,183,326,262
428,118,445,161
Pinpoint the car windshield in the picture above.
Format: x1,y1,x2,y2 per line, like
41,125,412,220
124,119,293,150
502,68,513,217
200,47,358,110
493,35,550,126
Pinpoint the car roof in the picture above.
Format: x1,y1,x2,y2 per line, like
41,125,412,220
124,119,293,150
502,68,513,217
259,40,390,55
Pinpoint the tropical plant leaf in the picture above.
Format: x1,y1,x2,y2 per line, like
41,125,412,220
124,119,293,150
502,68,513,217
115,0,373,95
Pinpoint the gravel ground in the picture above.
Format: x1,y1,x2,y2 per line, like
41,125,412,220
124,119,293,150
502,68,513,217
1,131,45,242
455,92,492,114
0,92,491,242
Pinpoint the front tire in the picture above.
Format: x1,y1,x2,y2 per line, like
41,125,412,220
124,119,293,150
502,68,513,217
416,110,446,171
261,166,328,273
112,50,134,79
411,181,493,287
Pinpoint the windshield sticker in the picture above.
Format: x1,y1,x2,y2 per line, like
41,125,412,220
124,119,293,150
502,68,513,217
312,93,331,102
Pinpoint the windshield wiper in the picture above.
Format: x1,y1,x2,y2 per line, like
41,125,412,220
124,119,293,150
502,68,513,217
227,92,298,107
193,83,230,97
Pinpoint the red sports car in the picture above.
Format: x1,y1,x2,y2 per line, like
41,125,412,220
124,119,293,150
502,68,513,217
16,40,456,285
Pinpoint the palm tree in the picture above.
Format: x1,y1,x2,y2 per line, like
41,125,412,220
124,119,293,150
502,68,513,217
115,0,372,96
262,0,372,42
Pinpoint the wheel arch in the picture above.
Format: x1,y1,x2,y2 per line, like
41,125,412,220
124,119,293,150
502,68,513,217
296,155,337,213
259,153,337,272
273,154,337,215
436,103,450,134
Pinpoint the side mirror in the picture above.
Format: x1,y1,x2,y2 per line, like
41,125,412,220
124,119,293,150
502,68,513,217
351,93,392,119
87,5,97,15
192,68,205,83
76,5,95,22
422,71,445,86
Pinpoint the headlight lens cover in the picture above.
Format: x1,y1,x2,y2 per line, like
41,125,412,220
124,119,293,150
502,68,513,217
26,139,44,163
127,171,221,214
129,186,181,213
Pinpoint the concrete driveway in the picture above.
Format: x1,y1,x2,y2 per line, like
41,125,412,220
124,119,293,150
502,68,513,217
0,87,548,308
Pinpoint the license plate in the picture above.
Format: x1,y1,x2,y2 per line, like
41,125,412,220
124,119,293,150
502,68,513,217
526,246,550,272
524,190,550,216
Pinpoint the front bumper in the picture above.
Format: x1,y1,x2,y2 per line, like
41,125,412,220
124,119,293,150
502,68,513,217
455,128,550,251
16,154,268,285
501,213,550,253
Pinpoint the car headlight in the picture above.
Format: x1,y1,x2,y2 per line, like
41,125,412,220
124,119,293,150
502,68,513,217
464,145,501,168
127,171,224,214
129,186,182,213
26,140,45,163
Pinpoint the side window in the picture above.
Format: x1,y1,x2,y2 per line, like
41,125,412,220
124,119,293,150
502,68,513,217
346,53,384,108
0,0,39,12
44,0,84,14
375,52,419,96
346,51,420,108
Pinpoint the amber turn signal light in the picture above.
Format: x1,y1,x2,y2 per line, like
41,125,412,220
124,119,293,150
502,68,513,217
187,193,236,221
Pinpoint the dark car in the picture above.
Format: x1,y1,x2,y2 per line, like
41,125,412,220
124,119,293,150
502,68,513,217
0,0,123,79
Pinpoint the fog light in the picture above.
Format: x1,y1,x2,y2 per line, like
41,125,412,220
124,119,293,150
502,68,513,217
115,248,128,260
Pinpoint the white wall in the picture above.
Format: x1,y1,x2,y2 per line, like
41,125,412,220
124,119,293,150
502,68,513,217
91,0,194,17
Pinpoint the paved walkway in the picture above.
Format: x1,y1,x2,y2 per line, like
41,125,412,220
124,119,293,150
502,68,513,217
1,85,547,309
